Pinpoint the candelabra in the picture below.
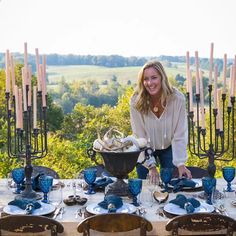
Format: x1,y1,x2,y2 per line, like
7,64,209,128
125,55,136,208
187,86,235,178
6,87,47,200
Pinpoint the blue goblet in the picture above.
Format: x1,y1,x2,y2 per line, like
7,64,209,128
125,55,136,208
222,166,235,192
84,168,97,194
202,177,216,205
128,178,142,206
160,168,173,192
12,168,25,194
39,176,53,203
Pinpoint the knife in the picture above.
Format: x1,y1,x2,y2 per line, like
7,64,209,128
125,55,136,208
53,207,61,219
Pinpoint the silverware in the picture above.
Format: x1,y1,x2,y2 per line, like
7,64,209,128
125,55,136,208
53,207,61,219
59,207,65,219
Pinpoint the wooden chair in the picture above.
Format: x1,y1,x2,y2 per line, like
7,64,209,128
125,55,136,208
0,215,64,236
165,213,236,236
172,166,209,178
77,213,153,236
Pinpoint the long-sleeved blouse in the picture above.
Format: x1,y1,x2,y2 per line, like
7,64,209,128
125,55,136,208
130,88,188,168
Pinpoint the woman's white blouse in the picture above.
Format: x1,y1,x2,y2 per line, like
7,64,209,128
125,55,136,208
130,88,188,168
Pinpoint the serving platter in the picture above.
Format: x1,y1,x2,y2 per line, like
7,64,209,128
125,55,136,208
86,203,136,215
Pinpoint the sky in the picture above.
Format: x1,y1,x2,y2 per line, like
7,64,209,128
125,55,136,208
0,0,236,59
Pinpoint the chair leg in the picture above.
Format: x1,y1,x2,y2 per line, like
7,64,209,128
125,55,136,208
140,220,147,236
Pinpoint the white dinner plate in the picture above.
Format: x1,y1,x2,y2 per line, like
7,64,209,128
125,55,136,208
86,203,136,215
3,202,55,216
164,202,214,216
169,178,202,190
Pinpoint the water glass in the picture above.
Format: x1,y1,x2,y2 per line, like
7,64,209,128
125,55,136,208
202,177,216,205
49,185,62,207
128,178,142,206
12,168,25,194
84,168,97,195
222,166,235,192
39,176,53,203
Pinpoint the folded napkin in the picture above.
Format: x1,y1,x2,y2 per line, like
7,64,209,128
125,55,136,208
169,194,200,213
92,177,113,190
8,199,41,214
98,195,123,213
170,178,196,193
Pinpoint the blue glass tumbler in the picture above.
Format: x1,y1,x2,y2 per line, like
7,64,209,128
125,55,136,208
39,176,53,203
84,168,97,194
202,177,216,205
12,168,25,194
222,166,235,192
128,178,142,206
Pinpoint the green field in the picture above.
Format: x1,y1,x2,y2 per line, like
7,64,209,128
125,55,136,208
47,64,187,85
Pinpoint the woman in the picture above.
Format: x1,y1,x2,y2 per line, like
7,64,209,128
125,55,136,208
130,60,192,182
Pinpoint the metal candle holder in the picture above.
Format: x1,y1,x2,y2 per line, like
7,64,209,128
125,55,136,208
187,86,235,178
6,86,47,199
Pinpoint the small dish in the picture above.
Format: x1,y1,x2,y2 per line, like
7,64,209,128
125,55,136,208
153,191,169,203
63,195,87,206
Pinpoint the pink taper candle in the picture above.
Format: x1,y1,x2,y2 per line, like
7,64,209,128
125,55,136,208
195,51,200,95
217,88,223,131
22,67,27,111
35,48,42,92
28,65,32,107
228,65,234,107
5,50,10,93
189,70,193,112
199,71,205,129
223,54,227,94
14,86,19,128
10,55,16,96
24,42,29,85
33,86,37,129
214,65,218,109
186,51,190,93
209,42,214,85
18,88,23,129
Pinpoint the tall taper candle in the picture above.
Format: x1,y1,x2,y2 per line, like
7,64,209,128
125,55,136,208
223,54,227,94
209,42,214,85
28,65,32,107
35,48,42,91
189,70,193,112
33,86,37,129
24,42,28,85
228,65,234,107
186,51,190,93
5,50,10,93
14,86,19,128
18,88,23,129
22,67,27,111
195,51,200,95
199,70,205,129
10,55,16,96
214,65,218,109
217,88,223,131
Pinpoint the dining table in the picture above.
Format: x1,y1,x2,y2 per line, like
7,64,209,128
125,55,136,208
0,178,235,236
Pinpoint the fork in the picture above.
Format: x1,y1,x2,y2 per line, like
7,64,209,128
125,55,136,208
59,207,65,219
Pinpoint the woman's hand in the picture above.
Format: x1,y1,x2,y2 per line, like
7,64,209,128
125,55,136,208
178,165,192,179
148,166,160,185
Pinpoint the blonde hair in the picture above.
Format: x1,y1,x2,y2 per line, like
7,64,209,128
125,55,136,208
134,60,173,114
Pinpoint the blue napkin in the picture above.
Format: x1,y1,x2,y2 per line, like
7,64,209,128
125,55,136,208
98,195,123,212
92,177,113,190
169,194,200,213
8,199,41,214
170,178,196,193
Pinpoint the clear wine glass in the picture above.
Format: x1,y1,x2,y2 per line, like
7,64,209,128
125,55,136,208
83,169,97,195
222,166,235,192
11,168,25,194
39,176,53,203
160,168,173,192
128,178,142,206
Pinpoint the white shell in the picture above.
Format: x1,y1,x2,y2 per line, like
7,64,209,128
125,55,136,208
124,145,139,152
93,139,104,151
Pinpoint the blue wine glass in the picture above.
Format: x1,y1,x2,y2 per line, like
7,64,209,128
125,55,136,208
202,177,216,205
39,176,53,203
12,168,25,194
160,168,173,192
128,178,142,206
84,168,97,194
222,166,235,192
